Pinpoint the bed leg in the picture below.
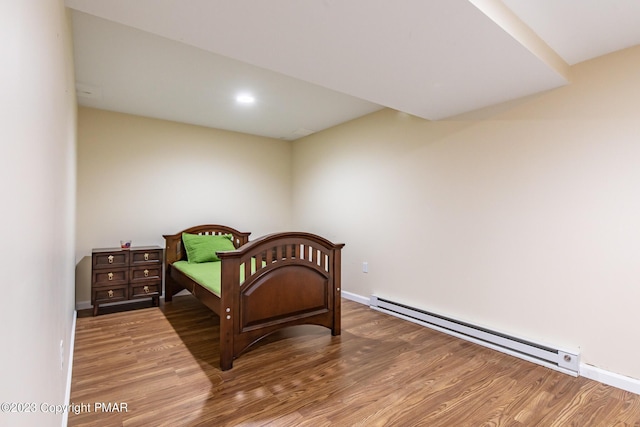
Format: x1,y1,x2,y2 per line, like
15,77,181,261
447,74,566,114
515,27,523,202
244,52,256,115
220,356,233,371
332,249,343,336
219,332,234,370
332,293,341,336
220,319,234,371
165,275,174,302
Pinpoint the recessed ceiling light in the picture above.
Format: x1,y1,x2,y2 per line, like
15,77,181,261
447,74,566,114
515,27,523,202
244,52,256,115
292,128,315,137
236,94,255,104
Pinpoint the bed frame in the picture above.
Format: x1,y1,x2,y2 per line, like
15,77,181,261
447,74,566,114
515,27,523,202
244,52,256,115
163,224,345,370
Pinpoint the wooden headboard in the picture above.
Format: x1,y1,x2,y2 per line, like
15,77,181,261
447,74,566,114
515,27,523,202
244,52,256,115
162,224,251,265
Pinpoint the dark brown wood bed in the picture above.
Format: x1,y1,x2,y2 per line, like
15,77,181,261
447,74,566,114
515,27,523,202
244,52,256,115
163,224,345,370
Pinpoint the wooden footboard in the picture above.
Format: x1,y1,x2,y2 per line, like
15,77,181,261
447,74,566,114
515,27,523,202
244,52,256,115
218,232,344,370
163,225,344,371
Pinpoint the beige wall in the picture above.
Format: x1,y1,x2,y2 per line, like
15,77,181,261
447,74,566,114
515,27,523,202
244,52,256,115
0,2,77,426
75,108,292,303
292,46,640,380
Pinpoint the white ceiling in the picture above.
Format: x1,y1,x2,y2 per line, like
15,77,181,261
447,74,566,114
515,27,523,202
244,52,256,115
65,0,640,141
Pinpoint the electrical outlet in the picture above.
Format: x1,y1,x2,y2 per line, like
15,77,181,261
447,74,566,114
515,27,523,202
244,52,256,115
362,262,368,273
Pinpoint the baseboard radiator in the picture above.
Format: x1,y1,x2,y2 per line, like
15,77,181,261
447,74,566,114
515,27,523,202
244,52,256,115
370,295,580,376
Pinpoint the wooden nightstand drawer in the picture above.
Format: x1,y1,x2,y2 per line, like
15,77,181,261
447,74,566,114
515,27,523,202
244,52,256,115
131,248,162,266
130,281,161,299
93,250,129,269
92,267,128,286
93,285,128,304
130,265,162,282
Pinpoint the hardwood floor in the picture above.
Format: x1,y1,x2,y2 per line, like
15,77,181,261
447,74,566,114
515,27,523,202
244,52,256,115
69,296,640,426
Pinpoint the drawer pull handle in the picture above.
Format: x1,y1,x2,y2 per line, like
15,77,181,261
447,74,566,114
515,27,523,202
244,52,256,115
108,290,114,298
144,269,149,277
108,272,114,281
108,255,114,264
143,285,150,294
144,253,149,261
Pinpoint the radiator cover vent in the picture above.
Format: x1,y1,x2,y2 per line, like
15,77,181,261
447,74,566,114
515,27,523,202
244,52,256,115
370,295,580,376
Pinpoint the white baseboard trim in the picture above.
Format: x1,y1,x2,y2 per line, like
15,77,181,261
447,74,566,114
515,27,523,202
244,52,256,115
76,300,91,310
580,363,640,395
61,310,77,427
341,290,370,305
343,290,640,396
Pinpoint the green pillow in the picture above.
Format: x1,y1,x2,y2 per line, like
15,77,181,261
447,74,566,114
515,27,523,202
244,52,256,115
182,233,236,263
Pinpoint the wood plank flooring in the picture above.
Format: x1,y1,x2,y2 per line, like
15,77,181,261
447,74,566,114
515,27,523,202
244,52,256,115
69,296,640,426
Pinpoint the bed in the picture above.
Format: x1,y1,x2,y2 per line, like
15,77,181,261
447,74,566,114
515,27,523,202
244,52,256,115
163,224,345,370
